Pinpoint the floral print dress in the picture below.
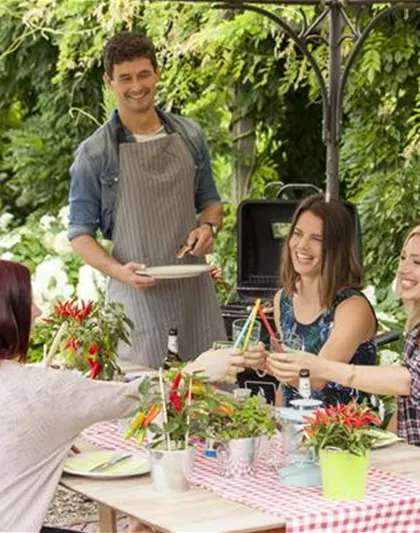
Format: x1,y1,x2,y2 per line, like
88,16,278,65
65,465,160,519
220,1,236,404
279,287,377,406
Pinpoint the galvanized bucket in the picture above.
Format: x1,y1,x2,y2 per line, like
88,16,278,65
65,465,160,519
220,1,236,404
149,446,196,492
216,437,261,478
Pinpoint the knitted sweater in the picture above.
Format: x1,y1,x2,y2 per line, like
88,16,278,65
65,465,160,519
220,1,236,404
0,360,139,532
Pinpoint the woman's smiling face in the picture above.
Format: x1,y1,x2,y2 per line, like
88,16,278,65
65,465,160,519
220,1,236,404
398,235,420,302
289,210,323,279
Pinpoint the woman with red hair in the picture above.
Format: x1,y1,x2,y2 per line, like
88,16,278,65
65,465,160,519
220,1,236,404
0,260,243,532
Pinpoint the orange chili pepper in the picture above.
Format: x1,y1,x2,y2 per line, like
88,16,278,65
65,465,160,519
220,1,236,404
143,405,161,427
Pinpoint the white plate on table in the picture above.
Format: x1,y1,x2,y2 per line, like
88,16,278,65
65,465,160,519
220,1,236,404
63,450,150,479
135,265,211,279
370,430,403,449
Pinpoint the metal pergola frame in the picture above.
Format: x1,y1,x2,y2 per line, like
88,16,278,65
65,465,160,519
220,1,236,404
167,0,420,199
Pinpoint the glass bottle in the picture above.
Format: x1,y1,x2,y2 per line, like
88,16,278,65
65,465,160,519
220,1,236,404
163,327,182,369
298,368,311,400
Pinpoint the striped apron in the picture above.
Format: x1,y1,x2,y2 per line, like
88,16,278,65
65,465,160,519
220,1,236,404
107,132,227,367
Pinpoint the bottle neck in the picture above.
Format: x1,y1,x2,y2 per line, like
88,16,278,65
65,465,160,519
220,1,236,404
168,335,179,355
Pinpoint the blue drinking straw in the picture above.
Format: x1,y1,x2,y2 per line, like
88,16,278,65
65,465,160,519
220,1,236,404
233,308,254,349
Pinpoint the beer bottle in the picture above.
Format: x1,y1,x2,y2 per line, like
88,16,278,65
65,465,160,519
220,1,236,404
298,368,311,400
163,327,182,369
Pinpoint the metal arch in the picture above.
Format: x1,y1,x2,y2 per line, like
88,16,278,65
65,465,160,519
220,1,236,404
214,2,329,141
162,0,420,198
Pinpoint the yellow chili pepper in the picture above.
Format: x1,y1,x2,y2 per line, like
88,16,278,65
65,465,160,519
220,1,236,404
136,427,147,447
124,427,136,440
191,383,206,395
129,411,146,430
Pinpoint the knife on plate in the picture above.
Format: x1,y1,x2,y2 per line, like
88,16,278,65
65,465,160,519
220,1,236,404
89,453,132,473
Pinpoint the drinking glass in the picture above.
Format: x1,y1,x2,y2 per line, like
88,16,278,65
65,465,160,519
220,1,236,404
212,340,238,384
212,340,235,350
233,387,252,401
232,318,262,349
282,332,304,353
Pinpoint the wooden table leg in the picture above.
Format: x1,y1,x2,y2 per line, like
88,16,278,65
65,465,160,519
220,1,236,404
98,503,117,533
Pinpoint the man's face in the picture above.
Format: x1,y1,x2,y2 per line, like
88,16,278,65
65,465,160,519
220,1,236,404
105,57,159,115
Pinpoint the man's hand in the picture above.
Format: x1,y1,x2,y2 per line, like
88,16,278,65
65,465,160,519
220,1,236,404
117,262,158,289
187,225,214,257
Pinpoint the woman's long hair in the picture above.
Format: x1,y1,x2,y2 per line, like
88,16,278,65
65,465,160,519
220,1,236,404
280,194,364,308
0,260,32,362
397,225,420,332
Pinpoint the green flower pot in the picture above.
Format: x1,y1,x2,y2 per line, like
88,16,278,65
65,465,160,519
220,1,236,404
319,448,370,500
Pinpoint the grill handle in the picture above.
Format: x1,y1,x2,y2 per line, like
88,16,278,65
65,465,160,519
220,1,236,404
275,183,321,200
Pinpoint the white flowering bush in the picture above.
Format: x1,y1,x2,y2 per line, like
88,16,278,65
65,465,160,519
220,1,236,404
0,206,106,309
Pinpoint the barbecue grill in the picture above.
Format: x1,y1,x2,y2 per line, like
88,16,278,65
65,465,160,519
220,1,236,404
221,184,363,404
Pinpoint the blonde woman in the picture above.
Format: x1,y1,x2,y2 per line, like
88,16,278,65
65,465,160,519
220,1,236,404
268,225,420,446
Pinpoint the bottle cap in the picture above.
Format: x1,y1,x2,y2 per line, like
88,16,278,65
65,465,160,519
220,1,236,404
204,449,217,458
169,327,178,335
299,368,310,378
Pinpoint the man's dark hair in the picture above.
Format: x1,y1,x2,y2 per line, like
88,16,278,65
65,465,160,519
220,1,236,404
104,32,158,78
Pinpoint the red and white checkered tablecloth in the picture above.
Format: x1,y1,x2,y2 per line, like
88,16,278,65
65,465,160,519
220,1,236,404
82,420,146,455
82,422,420,533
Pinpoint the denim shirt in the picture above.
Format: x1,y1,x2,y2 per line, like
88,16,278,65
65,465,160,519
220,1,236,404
68,109,221,240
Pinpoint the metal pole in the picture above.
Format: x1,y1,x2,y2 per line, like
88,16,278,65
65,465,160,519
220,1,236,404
326,1,341,201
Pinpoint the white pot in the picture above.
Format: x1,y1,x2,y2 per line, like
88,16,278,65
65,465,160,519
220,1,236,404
149,446,196,492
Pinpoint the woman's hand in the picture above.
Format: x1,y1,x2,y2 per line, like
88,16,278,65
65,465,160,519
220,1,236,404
266,351,323,383
243,342,268,370
185,348,245,382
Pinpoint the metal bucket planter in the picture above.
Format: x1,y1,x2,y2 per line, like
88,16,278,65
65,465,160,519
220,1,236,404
149,446,196,493
216,437,261,478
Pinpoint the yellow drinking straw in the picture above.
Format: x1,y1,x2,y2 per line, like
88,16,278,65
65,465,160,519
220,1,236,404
242,299,261,352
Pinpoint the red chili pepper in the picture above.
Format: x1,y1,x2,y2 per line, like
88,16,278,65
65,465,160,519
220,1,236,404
170,372,182,392
89,361,102,379
89,343,100,355
169,391,182,412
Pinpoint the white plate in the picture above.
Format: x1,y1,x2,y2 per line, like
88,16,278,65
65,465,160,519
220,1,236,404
136,265,211,279
63,450,150,479
370,430,403,449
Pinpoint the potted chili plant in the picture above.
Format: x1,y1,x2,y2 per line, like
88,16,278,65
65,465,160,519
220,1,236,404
125,368,218,492
302,401,381,500
33,298,132,380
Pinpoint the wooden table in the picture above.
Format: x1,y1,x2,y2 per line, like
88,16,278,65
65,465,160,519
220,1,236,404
61,440,420,533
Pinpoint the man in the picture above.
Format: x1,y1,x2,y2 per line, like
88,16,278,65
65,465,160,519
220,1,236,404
68,32,227,367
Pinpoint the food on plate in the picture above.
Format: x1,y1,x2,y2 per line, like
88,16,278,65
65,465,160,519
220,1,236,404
176,241,194,259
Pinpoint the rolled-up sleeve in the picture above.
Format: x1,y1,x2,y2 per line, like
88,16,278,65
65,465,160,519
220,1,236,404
68,145,101,241
194,134,221,213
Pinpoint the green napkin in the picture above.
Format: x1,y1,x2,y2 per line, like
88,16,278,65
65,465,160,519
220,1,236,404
65,451,148,474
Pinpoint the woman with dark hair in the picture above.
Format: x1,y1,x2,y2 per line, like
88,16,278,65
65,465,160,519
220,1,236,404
253,194,377,406
0,260,243,533
270,224,420,446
